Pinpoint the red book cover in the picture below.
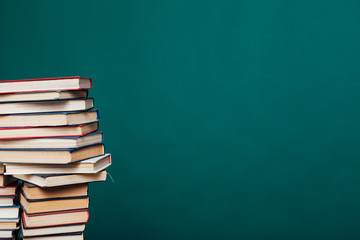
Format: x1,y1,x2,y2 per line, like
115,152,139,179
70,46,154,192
22,209,90,228
0,76,92,94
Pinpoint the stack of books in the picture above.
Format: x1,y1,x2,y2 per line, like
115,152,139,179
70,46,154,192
0,77,111,240
0,170,19,240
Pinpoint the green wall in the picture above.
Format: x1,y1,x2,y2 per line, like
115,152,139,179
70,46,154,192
1,1,360,239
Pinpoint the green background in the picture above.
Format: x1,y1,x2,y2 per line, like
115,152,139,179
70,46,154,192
1,0,360,239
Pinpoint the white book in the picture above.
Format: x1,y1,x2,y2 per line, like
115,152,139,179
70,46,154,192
0,206,20,219
0,230,13,238
0,196,15,207
0,99,93,115
0,77,91,94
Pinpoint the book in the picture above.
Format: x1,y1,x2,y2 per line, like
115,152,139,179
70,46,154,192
0,144,104,164
0,185,17,196
0,230,13,238
0,221,18,230
0,99,93,115
20,192,89,214
22,183,88,200
0,197,15,207
21,223,86,237
0,218,19,223
0,110,99,128
5,154,110,174
0,90,88,103
13,170,107,187
0,122,99,139
23,209,89,228
0,77,91,94
0,176,17,188
22,233,83,240
0,131,102,149
0,206,20,219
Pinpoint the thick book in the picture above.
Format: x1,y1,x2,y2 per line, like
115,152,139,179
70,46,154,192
0,185,17,197
0,196,15,207
21,223,86,237
0,131,102,149
20,192,89,214
0,98,93,115
0,122,99,140
0,110,99,128
22,233,83,240
0,206,20,219
22,183,88,200
5,154,110,174
13,170,107,187
0,77,91,94
0,176,17,188
22,209,89,228
0,90,88,103
0,144,104,164
0,165,3,174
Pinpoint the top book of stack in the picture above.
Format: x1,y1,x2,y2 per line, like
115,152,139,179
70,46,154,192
0,76,92,94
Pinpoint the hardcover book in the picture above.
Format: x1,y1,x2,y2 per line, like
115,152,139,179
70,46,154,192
5,154,110,174
22,209,89,228
0,196,15,207
0,131,102,149
0,185,17,196
0,90,88,103
0,110,99,128
12,170,107,187
0,230,14,238
0,143,104,164
0,221,18,230
0,206,20,219
21,223,86,237
22,233,83,240
0,122,99,139
22,183,88,200
0,98,93,115
0,77,91,94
